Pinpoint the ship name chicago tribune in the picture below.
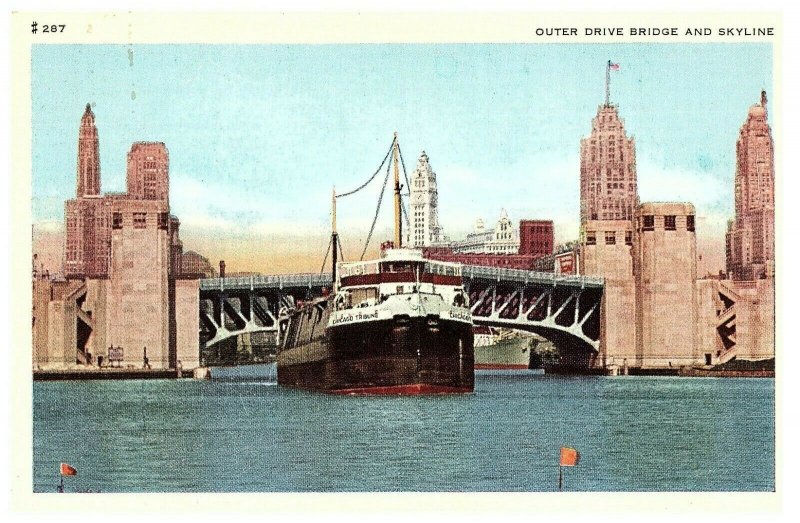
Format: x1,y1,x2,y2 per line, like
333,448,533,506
331,310,381,326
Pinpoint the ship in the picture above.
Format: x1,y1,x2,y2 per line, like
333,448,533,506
473,327,538,370
276,134,474,394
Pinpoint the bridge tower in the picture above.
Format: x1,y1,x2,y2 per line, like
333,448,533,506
633,203,698,367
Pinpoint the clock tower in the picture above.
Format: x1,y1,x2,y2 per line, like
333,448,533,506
407,151,445,247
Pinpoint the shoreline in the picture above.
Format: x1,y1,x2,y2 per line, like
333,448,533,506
33,368,187,381
32,365,774,381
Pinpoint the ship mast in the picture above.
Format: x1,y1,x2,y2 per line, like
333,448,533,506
331,186,338,290
393,132,402,248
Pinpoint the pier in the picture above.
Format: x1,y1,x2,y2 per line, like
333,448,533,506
33,367,184,381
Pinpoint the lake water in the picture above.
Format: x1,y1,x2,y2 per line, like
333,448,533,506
32,373,774,492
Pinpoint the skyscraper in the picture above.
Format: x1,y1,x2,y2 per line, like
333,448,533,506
63,105,179,279
127,142,169,202
579,88,638,283
76,103,100,197
579,104,638,224
407,151,445,247
64,104,111,278
726,91,775,280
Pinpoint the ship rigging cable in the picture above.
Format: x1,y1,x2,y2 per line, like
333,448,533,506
360,153,393,260
337,234,346,262
319,232,348,275
319,235,333,275
322,135,400,271
327,135,410,264
336,138,395,199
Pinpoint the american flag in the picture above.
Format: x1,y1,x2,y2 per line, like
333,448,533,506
609,62,620,71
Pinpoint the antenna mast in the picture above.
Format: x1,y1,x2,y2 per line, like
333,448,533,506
605,60,611,106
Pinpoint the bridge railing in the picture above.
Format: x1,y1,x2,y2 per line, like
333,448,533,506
461,265,604,288
200,273,333,291
201,267,604,291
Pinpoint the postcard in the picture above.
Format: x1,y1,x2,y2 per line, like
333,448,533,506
10,8,782,515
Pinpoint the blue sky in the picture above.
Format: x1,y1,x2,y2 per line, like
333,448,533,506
31,43,772,271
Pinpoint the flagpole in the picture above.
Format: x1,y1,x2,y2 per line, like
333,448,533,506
558,466,563,492
605,60,611,106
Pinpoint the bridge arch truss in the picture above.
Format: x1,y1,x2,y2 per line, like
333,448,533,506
199,267,604,365
461,266,604,364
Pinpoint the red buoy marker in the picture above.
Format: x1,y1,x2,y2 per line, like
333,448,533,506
58,462,77,492
558,447,580,491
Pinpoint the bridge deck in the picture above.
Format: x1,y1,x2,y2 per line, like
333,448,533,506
199,266,604,291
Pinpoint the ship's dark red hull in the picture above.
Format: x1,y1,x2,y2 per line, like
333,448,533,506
278,312,474,394
331,383,473,395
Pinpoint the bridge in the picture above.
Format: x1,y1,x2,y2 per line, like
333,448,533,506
199,266,604,365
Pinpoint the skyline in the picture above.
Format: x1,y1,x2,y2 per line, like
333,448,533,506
31,43,773,274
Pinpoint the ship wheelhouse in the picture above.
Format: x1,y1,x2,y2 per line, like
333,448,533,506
334,249,468,312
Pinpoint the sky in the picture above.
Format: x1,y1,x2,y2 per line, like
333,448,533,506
31,43,772,274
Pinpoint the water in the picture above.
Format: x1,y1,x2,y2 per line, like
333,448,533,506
32,373,774,492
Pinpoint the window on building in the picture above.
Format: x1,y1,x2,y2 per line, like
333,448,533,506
665,215,676,231
643,215,655,231
158,212,168,230
586,232,596,245
605,231,616,245
133,212,147,229
687,215,695,232
625,231,633,246
112,212,123,229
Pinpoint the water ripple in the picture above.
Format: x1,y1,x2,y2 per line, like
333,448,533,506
33,375,774,492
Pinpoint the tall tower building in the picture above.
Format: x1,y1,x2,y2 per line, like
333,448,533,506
408,151,445,247
127,142,170,202
579,105,638,223
64,109,177,279
65,103,108,278
76,103,100,197
578,73,639,364
726,91,775,281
